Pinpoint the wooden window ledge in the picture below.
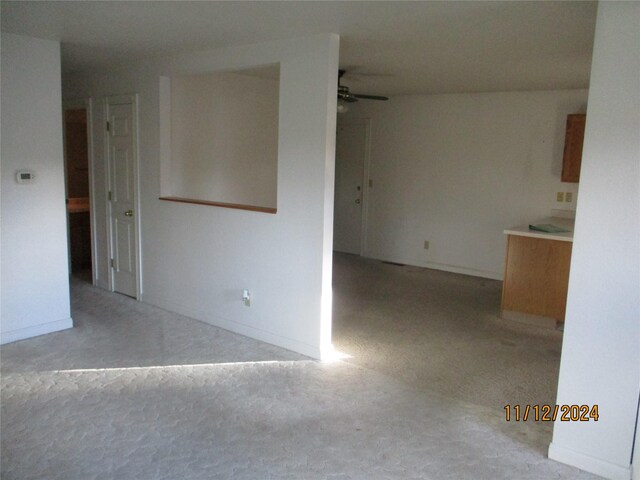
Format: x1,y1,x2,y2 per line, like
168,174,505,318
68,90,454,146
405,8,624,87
159,197,277,214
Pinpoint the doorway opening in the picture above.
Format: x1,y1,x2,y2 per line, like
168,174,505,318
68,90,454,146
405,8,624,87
333,120,371,255
63,100,95,286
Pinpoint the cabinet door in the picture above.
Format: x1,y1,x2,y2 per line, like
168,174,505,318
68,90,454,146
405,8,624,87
501,235,572,321
561,114,586,183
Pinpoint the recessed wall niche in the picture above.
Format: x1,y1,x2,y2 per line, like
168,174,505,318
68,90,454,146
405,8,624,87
159,64,280,213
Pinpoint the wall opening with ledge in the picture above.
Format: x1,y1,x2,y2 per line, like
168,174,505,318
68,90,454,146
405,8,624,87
160,64,280,213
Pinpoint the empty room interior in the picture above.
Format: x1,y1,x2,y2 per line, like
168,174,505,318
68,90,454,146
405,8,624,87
1,2,639,480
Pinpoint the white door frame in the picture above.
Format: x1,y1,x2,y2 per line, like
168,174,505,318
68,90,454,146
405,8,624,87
335,118,372,256
62,97,98,286
104,94,142,299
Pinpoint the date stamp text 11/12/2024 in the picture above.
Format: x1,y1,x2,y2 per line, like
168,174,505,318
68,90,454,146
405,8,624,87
504,404,599,422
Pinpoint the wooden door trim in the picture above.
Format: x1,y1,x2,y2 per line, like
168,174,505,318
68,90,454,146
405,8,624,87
104,94,141,300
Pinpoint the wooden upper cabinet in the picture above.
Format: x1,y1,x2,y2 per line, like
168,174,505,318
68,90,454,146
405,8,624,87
561,114,586,183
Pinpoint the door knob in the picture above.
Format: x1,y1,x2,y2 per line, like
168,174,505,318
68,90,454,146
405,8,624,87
355,199,361,204
124,210,133,217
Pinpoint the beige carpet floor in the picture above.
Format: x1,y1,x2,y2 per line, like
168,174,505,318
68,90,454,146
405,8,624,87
0,257,599,480
331,253,564,411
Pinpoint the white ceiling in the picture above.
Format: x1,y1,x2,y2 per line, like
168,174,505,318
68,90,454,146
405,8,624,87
0,1,597,96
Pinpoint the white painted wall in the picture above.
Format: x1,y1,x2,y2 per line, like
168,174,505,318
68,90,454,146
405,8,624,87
548,3,640,480
1,33,72,344
168,70,279,208
633,400,640,480
63,34,339,358
339,90,587,279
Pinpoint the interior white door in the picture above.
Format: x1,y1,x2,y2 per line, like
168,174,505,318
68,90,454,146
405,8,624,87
106,98,138,297
333,122,367,254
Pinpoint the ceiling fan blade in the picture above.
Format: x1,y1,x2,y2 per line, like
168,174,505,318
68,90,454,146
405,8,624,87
353,93,389,101
338,70,389,103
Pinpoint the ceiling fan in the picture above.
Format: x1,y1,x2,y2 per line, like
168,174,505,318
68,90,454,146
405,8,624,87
337,69,388,112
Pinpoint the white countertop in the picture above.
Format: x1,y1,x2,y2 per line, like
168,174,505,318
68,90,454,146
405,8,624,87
504,217,574,242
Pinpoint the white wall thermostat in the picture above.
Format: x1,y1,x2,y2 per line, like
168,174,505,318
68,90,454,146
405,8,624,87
15,170,35,184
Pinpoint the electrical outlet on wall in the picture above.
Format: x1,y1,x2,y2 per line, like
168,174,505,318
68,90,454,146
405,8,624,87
565,192,573,202
556,192,565,202
242,289,251,307
424,240,430,250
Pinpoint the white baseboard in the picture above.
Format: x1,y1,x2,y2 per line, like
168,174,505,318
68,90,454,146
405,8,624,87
548,442,631,480
0,317,74,345
424,260,502,281
141,293,322,360
362,251,503,280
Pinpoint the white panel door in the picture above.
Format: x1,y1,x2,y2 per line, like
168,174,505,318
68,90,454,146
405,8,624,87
106,98,138,297
333,122,367,254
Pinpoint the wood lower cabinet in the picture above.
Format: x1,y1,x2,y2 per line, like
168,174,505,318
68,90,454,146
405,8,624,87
501,235,572,322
